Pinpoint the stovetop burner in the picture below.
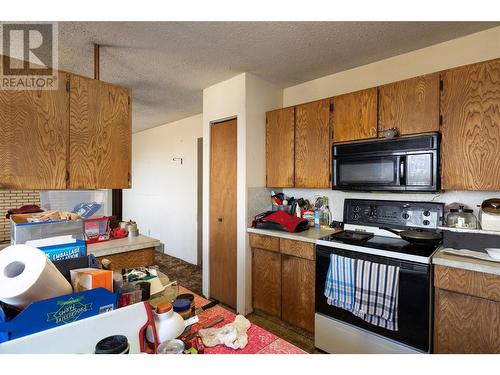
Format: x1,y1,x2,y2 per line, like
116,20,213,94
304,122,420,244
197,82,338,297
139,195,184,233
320,231,440,259
329,230,374,242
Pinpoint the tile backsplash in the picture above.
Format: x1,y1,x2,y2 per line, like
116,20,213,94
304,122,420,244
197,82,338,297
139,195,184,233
0,190,40,243
281,188,500,223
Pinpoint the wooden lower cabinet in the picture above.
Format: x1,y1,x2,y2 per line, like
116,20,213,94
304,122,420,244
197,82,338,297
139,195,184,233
250,233,315,333
252,247,282,318
434,265,500,353
282,254,315,332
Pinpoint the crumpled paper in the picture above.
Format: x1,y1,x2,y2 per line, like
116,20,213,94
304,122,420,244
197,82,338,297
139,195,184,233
198,315,251,349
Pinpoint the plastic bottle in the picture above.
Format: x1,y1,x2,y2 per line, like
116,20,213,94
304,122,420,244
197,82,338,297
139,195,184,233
314,210,321,229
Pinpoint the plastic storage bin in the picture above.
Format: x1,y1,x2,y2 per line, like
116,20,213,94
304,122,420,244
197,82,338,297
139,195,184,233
39,190,111,218
84,216,110,244
10,213,84,245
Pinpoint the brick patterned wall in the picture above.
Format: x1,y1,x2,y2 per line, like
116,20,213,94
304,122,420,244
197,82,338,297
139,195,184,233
0,190,41,243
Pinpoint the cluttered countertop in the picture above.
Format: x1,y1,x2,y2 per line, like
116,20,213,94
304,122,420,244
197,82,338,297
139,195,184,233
0,207,306,354
247,227,336,243
87,235,160,257
248,192,337,242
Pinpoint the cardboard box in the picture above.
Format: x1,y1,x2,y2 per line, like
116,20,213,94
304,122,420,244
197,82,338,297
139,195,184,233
70,268,113,293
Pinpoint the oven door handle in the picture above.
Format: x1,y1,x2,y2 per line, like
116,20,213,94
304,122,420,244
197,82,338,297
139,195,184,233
399,156,406,185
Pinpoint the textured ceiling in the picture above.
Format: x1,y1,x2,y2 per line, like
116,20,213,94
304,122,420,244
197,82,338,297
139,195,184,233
58,22,498,132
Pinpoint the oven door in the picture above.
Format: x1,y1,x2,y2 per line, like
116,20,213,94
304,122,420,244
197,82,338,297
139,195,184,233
315,245,431,352
333,154,405,191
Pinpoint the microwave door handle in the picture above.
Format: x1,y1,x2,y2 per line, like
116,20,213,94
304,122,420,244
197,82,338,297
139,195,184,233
399,156,406,185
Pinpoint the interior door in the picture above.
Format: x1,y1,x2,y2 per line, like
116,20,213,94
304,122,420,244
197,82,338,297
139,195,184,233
210,118,237,308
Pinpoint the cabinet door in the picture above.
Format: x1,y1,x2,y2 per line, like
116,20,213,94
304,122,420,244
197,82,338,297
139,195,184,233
441,59,500,190
379,73,439,136
69,74,131,189
333,87,377,143
252,247,281,318
281,254,315,332
266,107,295,187
434,288,500,353
0,71,68,189
295,99,331,188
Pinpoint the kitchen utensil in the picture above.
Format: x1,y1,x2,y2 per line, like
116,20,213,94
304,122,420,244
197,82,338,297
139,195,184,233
123,220,139,237
179,315,225,342
446,206,478,229
177,293,195,316
194,299,219,315
173,298,192,319
379,226,442,245
479,198,500,231
157,339,185,354
485,248,500,260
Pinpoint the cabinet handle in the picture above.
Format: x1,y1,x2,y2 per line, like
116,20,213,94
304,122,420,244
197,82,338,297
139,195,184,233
218,218,223,222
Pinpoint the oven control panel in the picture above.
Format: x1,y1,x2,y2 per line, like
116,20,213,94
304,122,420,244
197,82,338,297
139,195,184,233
344,199,444,229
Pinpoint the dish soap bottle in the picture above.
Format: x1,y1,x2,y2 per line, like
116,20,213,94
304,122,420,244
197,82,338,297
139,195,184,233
320,205,332,228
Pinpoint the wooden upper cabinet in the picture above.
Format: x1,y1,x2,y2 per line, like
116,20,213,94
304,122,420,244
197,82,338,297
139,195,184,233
379,73,440,136
266,107,295,187
333,87,377,143
69,74,131,189
0,71,69,189
294,99,331,188
441,59,500,190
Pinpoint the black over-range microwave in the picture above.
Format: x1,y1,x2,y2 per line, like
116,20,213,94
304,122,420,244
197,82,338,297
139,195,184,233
332,134,440,192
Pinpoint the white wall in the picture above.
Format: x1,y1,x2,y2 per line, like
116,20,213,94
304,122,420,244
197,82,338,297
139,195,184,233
123,114,202,265
281,26,500,214
202,73,282,314
244,74,282,312
202,74,246,310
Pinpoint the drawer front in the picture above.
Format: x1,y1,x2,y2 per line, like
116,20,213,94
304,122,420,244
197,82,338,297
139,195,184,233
249,233,280,253
280,238,315,260
434,265,500,302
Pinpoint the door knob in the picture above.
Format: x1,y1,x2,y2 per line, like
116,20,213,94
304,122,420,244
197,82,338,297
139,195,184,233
218,218,223,222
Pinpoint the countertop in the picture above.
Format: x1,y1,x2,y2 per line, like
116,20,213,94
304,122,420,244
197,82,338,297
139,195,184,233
432,247,500,276
86,235,161,257
247,227,336,243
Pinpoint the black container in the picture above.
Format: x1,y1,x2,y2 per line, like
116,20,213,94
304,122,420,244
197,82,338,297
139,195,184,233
137,281,151,301
95,335,130,354
52,255,98,282
442,229,500,252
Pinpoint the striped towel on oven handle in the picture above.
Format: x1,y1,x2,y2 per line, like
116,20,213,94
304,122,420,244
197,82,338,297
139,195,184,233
352,259,400,331
324,254,356,311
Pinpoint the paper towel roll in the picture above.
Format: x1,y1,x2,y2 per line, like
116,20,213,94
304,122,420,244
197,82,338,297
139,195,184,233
0,245,73,308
